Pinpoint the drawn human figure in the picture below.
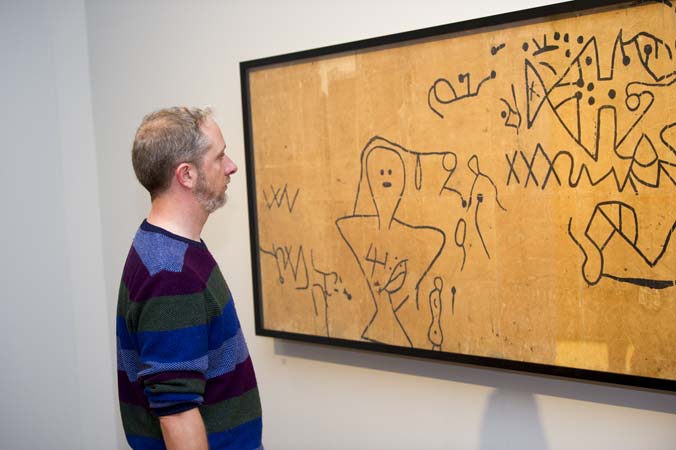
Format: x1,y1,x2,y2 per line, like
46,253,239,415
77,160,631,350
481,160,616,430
447,154,507,267
427,277,444,350
337,139,445,347
465,155,508,260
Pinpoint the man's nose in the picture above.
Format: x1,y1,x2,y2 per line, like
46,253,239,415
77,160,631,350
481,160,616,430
225,157,238,175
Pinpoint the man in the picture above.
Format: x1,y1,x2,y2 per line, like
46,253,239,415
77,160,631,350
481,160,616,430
116,106,263,450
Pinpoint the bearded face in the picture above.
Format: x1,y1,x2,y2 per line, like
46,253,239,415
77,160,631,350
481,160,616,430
194,165,227,213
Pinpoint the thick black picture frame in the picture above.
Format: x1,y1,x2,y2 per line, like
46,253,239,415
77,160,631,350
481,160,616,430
240,0,676,393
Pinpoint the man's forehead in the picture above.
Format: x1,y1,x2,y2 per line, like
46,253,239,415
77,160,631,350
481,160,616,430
202,118,225,147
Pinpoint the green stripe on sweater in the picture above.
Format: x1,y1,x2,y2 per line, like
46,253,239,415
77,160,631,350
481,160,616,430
204,265,232,313
120,388,261,439
119,268,233,333
202,388,262,434
128,292,207,332
119,402,162,439
144,377,206,396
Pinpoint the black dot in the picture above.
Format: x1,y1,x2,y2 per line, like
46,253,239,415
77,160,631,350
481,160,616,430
645,44,653,56
501,111,507,118
565,49,571,58
585,56,593,66
588,96,595,105
564,33,570,43
623,55,631,65
575,91,583,100
576,79,584,88
458,73,465,82
477,193,484,203
554,32,561,40
577,35,584,44
490,70,496,79
609,89,616,99
461,200,467,208
387,169,392,175
587,82,595,91
522,42,529,52
380,169,384,175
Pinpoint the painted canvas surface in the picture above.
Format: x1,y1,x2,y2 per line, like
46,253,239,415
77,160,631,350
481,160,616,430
244,1,676,384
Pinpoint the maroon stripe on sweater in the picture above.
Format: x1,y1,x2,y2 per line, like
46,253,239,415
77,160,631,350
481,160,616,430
121,247,150,296
122,246,220,302
117,370,149,409
183,245,217,280
128,269,207,301
203,357,258,405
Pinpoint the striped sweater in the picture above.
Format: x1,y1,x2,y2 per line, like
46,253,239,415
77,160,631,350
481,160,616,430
117,220,263,450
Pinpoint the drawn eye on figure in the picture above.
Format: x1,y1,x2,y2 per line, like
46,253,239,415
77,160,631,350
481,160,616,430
477,193,484,203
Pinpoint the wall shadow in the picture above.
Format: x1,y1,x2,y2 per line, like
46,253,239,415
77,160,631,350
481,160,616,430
272,339,676,414
479,389,549,450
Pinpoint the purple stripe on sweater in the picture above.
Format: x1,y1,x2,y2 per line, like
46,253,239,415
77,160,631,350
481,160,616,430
141,370,205,384
128,270,207,301
117,370,149,409
122,247,219,302
183,245,217,280
203,356,258,405
121,247,150,295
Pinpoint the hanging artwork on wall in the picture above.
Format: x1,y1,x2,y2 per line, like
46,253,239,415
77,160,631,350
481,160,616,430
240,0,676,391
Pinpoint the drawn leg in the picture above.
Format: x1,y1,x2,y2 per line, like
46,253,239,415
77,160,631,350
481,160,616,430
362,290,412,347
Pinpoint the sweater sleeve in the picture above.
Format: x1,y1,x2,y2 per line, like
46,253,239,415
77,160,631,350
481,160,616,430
132,276,210,417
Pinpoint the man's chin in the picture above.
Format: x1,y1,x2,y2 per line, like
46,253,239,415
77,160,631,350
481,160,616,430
197,192,227,213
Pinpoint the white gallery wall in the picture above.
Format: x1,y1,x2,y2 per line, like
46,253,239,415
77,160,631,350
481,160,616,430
0,1,117,449
2,0,675,449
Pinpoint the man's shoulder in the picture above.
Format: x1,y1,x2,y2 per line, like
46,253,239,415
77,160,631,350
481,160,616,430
132,226,192,276
120,226,217,299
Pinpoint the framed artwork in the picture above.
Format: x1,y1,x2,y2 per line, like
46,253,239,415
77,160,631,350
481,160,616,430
240,0,676,391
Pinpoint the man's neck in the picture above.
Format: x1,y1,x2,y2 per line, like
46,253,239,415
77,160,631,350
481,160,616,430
146,194,208,242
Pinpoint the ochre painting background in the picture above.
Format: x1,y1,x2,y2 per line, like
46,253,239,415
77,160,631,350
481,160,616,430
247,2,676,380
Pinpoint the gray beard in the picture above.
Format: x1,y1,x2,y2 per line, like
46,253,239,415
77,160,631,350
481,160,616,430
195,174,227,213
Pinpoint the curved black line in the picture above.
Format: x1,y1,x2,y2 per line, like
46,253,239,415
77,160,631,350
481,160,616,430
474,199,490,259
428,84,445,119
454,219,467,271
567,217,603,286
538,60,558,75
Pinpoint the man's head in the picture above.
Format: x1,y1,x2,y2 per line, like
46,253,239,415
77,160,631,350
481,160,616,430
132,106,237,212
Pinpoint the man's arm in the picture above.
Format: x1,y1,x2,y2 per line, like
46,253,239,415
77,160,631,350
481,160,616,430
159,407,209,450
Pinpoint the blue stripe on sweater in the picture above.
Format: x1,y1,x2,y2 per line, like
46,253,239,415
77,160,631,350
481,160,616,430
119,346,209,382
126,434,166,450
206,329,250,380
208,299,241,349
133,228,188,276
118,329,248,382
137,324,209,363
125,419,263,450
207,417,263,450
117,316,135,350
146,392,204,409
117,340,143,380
137,355,209,381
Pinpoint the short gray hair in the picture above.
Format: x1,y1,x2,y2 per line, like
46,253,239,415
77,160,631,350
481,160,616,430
132,106,213,198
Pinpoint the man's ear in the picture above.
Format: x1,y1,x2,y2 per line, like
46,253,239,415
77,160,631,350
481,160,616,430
175,162,197,189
